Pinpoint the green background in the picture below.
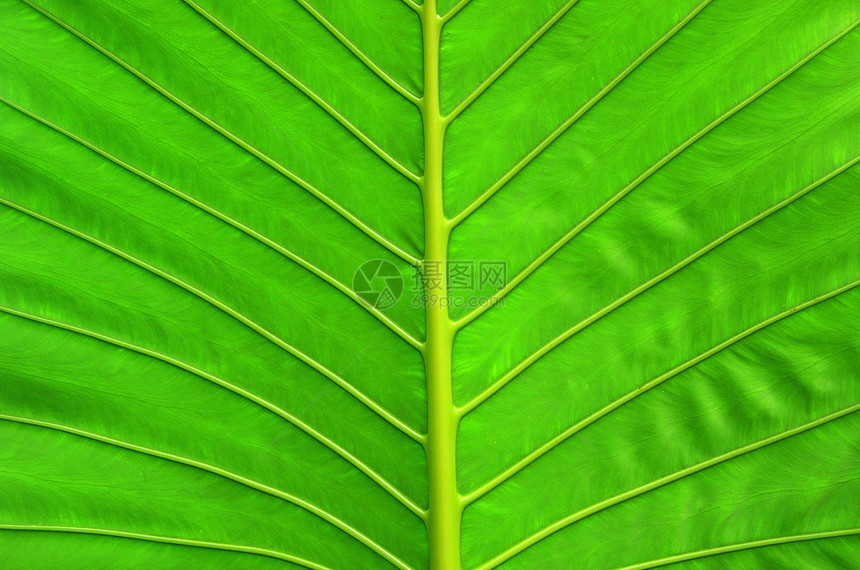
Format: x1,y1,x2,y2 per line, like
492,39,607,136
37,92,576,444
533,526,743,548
0,0,858,568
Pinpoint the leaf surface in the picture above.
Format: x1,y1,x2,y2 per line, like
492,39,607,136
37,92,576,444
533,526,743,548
0,0,858,568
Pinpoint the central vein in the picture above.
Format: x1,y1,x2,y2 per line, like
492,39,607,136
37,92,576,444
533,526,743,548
420,2,460,569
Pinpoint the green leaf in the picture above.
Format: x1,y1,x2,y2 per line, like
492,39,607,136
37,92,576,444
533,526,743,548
1,0,858,569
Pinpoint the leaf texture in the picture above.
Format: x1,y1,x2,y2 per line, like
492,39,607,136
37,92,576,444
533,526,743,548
0,0,858,568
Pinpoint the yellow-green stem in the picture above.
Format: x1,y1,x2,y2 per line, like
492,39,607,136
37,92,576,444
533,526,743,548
420,2,460,569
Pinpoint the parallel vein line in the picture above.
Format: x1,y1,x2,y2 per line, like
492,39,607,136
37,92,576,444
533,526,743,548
0,304,426,517
450,0,713,227
400,0,421,13
0,525,329,569
0,415,412,570
454,21,858,330
181,0,421,182
474,403,860,569
443,0,584,123
0,199,425,444
20,0,419,265
614,528,860,570
440,0,474,25
292,0,421,103
457,157,860,417
0,97,422,351
461,279,860,506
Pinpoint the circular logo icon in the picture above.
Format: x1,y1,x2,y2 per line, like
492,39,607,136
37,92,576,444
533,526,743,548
352,259,404,310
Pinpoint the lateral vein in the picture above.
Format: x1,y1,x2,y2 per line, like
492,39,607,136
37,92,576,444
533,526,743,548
439,0,474,25
0,200,425,444
0,415,413,570
462,278,860,506
613,528,860,570
0,97,423,351
474,403,860,569
19,0,419,265
0,524,330,569
293,0,421,103
181,0,422,182
450,0,713,227
454,20,858,330
457,157,860,418
401,0,421,14
443,0,584,123
0,304,426,518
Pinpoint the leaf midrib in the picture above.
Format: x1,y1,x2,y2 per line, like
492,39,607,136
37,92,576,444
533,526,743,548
3,1,857,568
